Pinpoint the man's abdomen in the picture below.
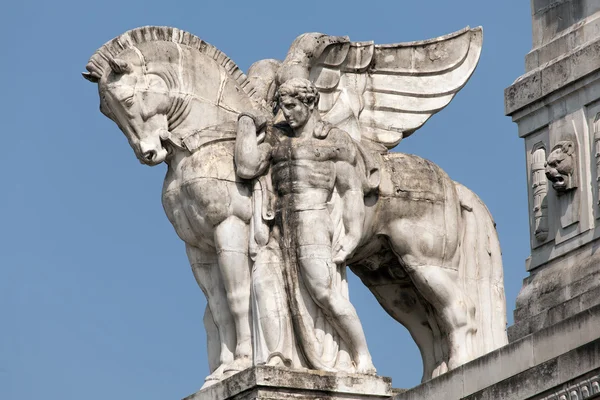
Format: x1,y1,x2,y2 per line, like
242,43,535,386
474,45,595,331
272,160,335,195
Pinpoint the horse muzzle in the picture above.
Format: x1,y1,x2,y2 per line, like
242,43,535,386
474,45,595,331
139,143,168,166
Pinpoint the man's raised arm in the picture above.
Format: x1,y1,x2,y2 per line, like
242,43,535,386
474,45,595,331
235,114,272,179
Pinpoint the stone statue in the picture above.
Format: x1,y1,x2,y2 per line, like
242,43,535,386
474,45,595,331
83,26,508,386
236,77,377,374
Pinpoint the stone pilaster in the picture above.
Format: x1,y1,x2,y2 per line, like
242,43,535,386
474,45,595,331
505,0,600,341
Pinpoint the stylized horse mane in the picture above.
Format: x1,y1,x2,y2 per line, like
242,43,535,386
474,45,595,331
84,26,262,105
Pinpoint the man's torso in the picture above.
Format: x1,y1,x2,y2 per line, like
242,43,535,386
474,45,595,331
267,124,356,200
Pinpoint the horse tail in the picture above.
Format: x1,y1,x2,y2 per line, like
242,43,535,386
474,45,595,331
455,182,508,355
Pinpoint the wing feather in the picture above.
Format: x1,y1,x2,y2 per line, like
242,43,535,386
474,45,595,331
307,27,483,149
371,27,473,75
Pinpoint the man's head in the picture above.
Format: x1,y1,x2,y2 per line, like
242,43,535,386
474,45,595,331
276,78,320,129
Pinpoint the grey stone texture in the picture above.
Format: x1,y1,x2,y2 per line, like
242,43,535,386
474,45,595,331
496,3,600,400
506,0,600,114
183,366,392,400
530,0,600,50
505,0,600,340
392,305,600,400
510,249,600,340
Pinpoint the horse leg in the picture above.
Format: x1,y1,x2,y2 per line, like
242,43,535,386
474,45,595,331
186,244,236,387
404,263,476,369
203,305,220,375
387,224,476,370
213,215,253,375
363,279,444,381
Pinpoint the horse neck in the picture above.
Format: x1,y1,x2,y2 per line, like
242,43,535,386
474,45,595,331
168,96,237,140
165,59,244,145
164,95,238,171
158,51,257,160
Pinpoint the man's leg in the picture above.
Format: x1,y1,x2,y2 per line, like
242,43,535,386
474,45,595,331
295,210,376,374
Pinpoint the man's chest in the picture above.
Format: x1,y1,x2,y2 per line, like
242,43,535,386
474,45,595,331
271,137,351,163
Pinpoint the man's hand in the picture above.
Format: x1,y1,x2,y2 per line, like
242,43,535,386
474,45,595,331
332,235,359,264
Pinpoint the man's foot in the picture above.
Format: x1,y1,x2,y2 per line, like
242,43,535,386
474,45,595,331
222,357,252,378
355,356,377,375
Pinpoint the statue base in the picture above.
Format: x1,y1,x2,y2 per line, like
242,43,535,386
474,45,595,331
183,366,393,400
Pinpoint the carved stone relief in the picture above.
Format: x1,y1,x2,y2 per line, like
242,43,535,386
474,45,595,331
547,114,583,235
551,140,581,231
532,144,549,242
594,112,600,216
545,141,578,194
537,374,600,400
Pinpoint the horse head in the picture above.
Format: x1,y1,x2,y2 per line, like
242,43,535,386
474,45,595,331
93,53,171,165
84,27,264,166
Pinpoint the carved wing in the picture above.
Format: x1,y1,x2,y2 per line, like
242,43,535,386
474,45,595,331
293,27,482,150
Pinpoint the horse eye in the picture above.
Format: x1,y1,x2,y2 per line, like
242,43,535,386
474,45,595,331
124,96,134,107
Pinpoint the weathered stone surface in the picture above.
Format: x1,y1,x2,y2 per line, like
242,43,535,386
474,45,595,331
530,0,600,50
463,344,600,400
84,25,508,389
505,36,600,114
393,305,600,400
509,243,600,341
184,366,392,400
506,2,600,342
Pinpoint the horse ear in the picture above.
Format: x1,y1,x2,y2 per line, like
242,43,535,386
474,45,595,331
108,57,131,74
82,72,99,83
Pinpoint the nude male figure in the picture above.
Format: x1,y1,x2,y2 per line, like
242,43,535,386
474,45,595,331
235,78,375,374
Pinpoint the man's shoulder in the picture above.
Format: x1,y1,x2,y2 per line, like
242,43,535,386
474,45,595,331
263,122,291,145
326,125,356,146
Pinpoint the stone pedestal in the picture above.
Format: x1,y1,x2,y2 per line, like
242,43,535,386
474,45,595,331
188,306,600,400
184,366,393,400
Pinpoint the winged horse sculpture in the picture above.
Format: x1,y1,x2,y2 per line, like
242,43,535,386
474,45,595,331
83,26,507,386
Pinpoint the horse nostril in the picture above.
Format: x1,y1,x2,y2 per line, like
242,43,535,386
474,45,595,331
143,150,156,162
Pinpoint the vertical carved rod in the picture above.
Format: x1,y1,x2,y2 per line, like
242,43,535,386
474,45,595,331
594,113,600,211
532,146,548,241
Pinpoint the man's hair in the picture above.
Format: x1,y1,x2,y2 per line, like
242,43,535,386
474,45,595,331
276,78,320,106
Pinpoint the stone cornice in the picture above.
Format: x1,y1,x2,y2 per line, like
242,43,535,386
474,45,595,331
505,37,600,116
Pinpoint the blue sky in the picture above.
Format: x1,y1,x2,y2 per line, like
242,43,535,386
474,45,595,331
2,1,532,398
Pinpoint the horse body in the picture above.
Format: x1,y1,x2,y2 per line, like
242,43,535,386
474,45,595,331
85,26,506,386
161,140,253,380
162,142,252,246
351,153,471,379
347,153,507,380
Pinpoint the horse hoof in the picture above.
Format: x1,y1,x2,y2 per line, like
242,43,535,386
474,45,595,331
200,377,220,390
431,361,448,378
223,358,252,377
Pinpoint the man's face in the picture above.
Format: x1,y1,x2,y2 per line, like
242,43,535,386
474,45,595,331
279,95,311,129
